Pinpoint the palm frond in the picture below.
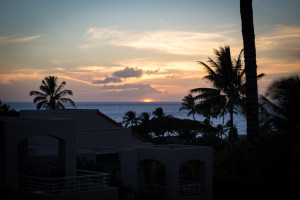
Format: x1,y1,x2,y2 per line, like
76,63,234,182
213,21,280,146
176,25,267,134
36,100,48,110
59,98,75,107
55,90,73,99
56,101,65,109
29,91,47,97
259,95,285,119
198,61,222,87
33,96,47,104
190,87,219,94
54,81,66,95
257,73,265,80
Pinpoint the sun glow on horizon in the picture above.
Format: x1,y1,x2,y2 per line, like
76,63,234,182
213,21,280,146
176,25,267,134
142,99,153,102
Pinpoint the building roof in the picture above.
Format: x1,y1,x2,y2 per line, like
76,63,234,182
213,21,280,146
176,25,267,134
96,110,148,143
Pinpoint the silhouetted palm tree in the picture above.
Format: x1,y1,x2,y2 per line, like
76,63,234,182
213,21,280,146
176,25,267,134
260,76,300,134
191,46,245,138
179,94,197,120
0,100,18,116
29,76,75,110
152,107,165,119
138,112,151,125
122,111,137,127
136,112,151,136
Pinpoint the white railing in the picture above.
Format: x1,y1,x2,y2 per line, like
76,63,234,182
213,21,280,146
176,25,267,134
179,180,205,197
142,177,166,193
16,170,109,194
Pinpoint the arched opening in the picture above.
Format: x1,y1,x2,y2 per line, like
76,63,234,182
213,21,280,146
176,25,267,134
18,135,63,178
179,160,205,197
139,159,166,195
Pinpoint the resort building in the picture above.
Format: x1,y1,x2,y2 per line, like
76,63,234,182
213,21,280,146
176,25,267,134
0,109,212,200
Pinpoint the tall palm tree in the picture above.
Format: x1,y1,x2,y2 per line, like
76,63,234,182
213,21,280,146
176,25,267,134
190,46,245,139
240,0,261,182
29,76,75,110
179,94,197,120
122,111,137,127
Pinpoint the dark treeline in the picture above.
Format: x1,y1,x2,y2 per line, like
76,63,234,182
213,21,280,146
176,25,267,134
0,100,19,117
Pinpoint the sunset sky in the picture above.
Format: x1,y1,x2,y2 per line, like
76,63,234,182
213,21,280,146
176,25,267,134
1,0,300,102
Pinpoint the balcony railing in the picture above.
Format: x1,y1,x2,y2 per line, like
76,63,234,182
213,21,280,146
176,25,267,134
142,177,166,193
15,169,109,194
179,180,205,197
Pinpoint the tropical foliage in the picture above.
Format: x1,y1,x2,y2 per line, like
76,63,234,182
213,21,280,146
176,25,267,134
122,111,138,127
179,94,197,120
259,75,300,134
190,46,245,138
152,107,165,119
0,100,18,117
29,76,75,110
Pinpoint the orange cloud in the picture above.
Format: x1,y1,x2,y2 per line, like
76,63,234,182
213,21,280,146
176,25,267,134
81,27,241,56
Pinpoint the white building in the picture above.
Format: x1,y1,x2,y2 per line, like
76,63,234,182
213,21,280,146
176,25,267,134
0,109,212,200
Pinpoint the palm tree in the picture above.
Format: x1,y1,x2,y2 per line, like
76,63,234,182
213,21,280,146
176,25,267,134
29,76,75,110
240,0,261,183
0,100,18,116
179,94,197,120
152,107,165,119
137,112,151,136
260,76,300,134
122,111,137,127
138,112,151,125
190,46,245,139
190,46,265,173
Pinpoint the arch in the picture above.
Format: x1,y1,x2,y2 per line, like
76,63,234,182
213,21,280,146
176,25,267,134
2,118,76,190
18,135,67,178
179,160,206,197
138,159,166,195
15,131,67,145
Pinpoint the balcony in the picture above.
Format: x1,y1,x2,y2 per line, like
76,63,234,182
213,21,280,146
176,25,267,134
14,167,110,194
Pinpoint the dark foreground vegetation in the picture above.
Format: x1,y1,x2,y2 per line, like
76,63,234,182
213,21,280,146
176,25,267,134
121,75,300,200
0,100,19,117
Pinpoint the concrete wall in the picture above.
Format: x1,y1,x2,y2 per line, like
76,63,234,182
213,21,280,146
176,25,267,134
77,128,132,147
119,149,138,189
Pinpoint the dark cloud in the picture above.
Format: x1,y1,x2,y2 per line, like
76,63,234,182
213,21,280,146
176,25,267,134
113,67,143,78
92,76,122,84
146,67,160,74
101,85,165,100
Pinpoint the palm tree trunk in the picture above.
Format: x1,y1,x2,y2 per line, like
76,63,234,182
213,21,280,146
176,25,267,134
229,107,236,173
240,0,261,198
240,0,260,162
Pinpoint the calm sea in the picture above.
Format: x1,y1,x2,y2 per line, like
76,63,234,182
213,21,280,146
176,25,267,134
5,102,246,135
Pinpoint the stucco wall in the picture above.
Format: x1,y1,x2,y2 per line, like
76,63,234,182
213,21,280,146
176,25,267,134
20,110,145,147
1,118,77,188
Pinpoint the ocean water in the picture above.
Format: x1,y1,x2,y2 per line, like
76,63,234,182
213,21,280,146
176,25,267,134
6,102,246,135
